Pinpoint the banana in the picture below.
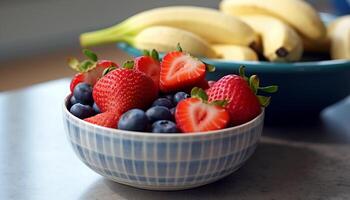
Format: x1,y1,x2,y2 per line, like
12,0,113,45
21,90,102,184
129,26,217,58
239,15,303,62
328,15,350,60
80,6,258,48
220,0,326,41
302,37,330,53
212,45,258,61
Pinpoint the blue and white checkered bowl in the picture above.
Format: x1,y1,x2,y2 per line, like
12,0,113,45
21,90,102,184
63,96,264,190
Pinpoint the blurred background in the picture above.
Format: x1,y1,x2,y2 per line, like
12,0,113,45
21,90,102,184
0,0,348,90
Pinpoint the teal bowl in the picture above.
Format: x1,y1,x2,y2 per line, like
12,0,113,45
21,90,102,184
117,42,350,123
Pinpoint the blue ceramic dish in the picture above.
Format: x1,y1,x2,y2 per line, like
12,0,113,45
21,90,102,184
117,43,350,122
117,13,350,123
63,96,264,190
116,13,350,123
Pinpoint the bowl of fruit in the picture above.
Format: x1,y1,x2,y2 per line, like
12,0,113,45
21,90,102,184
63,48,276,190
80,0,350,123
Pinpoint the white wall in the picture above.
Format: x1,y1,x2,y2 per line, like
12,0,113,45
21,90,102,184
0,0,219,61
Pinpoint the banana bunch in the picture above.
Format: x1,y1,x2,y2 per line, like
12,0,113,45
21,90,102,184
212,45,258,61
79,2,350,62
328,16,350,60
131,26,217,58
80,6,258,59
220,0,329,62
239,15,303,62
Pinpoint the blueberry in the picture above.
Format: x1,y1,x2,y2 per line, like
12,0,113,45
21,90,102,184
118,109,149,131
152,120,178,133
170,107,176,116
67,95,78,109
161,94,174,102
93,103,100,114
152,98,173,108
70,103,95,119
146,106,173,123
70,96,77,105
73,83,93,105
173,92,190,105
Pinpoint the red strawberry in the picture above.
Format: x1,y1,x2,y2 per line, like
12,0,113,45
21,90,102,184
134,56,160,88
207,67,278,125
208,80,216,88
97,60,118,68
207,75,261,125
70,73,85,92
196,79,210,90
160,51,206,92
182,79,210,94
91,68,158,127
68,50,118,92
175,88,230,133
84,112,119,128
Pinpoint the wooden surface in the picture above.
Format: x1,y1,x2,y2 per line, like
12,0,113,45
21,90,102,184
0,79,349,200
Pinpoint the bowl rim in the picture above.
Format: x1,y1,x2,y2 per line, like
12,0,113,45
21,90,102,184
63,94,264,138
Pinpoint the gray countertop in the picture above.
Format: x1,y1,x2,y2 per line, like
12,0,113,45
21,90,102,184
1,79,349,200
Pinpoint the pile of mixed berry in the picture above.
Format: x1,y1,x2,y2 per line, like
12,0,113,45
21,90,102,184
67,47,277,133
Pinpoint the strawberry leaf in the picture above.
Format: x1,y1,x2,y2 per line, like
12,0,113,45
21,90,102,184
259,85,279,93
239,66,248,81
257,95,271,107
83,49,98,62
206,64,216,72
123,60,135,69
210,100,228,107
249,75,260,94
151,49,160,61
102,66,117,76
191,87,208,101
79,60,94,72
68,57,80,71
176,43,183,52
191,87,200,96
142,49,150,56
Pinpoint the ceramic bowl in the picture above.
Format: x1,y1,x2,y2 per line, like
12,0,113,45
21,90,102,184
63,96,264,190
117,13,350,123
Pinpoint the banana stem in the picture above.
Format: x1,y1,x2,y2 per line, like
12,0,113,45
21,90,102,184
80,20,138,47
80,31,136,47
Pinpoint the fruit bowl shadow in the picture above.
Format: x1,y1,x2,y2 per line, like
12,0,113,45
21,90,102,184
117,46,350,124
63,95,265,190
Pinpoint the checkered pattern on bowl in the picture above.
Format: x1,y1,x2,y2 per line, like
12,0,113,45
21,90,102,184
63,97,264,190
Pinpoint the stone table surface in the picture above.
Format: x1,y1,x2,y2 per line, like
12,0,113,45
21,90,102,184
0,79,349,200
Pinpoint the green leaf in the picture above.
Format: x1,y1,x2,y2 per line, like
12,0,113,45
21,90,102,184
79,60,94,72
239,66,248,81
151,49,160,61
123,60,135,69
191,87,208,101
210,100,228,107
67,57,80,71
83,49,98,62
191,87,200,97
142,49,150,56
176,43,183,52
206,64,216,72
257,95,271,107
249,75,260,94
259,85,279,93
102,66,117,76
